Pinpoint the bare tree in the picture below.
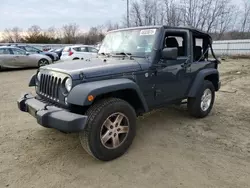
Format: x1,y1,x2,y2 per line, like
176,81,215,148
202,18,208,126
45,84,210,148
105,21,120,32
27,25,42,38
46,26,57,39
61,23,79,43
2,27,22,43
130,1,143,26
240,0,250,32
164,0,182,26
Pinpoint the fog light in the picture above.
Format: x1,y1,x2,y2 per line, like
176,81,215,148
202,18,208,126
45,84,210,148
65,97,68,105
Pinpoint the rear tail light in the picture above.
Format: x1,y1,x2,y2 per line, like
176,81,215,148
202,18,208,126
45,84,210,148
69,51,74,56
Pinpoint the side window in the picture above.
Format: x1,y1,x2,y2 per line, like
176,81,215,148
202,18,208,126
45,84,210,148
25,46,40,52
88,47,98,53
163,33,187,57
0,48,11,55
11,48,26,55
194,38,204,61
73,47,88,52
63,47,70,52
18,46,25,50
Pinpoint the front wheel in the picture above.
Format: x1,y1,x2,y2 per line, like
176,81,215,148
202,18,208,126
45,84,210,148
79,98,136,161
38,59,49,67
188,80,215,118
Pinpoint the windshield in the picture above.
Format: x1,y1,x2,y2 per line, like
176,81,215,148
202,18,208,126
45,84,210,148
98,28,159,57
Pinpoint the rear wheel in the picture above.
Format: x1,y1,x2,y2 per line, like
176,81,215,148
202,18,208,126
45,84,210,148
79,98,136,161
38,59,49,67
188,80,215,118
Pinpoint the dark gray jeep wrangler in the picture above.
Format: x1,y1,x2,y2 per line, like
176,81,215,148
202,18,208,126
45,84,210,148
17,26,221,161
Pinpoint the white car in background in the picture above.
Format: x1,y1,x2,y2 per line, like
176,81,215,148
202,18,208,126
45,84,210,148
60,45,98,61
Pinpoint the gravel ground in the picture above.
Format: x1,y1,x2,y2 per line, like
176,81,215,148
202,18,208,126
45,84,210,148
0,59,250,188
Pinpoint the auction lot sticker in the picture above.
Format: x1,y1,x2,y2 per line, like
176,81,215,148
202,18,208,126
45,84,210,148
140,29,156,35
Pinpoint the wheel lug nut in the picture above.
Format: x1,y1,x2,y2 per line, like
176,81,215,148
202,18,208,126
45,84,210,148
117,128,120,132
110,126,113,129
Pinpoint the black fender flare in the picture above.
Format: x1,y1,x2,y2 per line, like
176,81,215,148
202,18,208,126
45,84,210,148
29,74,36,87
188,68,219,97
67,78,149,112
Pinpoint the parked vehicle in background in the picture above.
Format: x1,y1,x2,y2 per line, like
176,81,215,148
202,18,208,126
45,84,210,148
95,42,102,50
49,48,63,59
42,46,52,51
17,26,221,161
60,45,98,61
0,46,52,69
11,44,59,62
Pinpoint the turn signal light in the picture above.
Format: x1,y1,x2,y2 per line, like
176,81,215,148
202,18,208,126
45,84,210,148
88,95,94,102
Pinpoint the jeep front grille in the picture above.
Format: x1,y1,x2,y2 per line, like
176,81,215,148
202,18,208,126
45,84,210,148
39,74,62,101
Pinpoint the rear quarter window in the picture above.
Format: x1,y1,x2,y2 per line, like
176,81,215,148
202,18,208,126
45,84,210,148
73,47,87,52
63,47,71,52
88,47,98,53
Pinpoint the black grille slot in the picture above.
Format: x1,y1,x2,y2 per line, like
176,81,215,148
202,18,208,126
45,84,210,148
39,74,61,101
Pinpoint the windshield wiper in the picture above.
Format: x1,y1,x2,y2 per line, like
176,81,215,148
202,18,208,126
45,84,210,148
114,52,133,60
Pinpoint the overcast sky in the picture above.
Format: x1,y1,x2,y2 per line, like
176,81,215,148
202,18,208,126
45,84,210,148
0,0,127,31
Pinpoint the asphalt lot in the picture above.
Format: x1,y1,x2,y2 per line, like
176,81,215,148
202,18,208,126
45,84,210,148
0,59,250,188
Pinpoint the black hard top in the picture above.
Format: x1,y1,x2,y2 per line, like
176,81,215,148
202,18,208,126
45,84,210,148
109,25,211,38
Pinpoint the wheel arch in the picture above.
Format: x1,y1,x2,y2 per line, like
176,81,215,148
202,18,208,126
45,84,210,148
188,68,219,97
204,74,219,91
67,78,149,115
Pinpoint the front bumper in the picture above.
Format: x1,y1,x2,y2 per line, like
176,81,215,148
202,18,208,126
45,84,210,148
17,93,88,133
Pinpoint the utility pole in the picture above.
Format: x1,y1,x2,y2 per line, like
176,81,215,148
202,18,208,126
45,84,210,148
127,0,130,27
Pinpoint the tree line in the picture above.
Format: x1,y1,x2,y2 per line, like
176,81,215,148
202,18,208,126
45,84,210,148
1,0,250,44
1,24,106,44
128,0,250,40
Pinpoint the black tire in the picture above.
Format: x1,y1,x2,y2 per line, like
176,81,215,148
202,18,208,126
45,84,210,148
187,80,215,118
79,98,136,161
38,59,49,67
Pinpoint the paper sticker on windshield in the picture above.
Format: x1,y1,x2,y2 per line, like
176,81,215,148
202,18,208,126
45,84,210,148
140,29,156,36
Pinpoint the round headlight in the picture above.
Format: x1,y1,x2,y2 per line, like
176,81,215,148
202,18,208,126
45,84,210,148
65,77,72,92
37,72,41,81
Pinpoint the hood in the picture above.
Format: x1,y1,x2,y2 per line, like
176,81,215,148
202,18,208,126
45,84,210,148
41,57,143,80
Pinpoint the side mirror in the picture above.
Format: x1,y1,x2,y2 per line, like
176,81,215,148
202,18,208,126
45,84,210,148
161,47,178,60
26,52,30,55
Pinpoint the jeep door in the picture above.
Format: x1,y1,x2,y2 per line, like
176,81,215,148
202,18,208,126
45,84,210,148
155,30,192,102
